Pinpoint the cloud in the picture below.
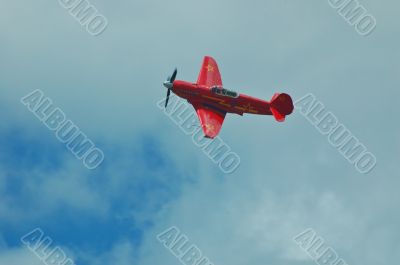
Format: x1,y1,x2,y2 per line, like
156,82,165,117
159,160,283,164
0,247,45,265
0,0,399,265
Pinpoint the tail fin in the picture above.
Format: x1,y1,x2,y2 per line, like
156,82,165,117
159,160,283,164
269,93,294,122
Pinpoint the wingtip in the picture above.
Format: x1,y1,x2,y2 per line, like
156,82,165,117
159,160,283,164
204,55,217,62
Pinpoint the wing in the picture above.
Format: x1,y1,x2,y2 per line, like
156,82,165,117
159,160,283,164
197,56,223,87
192,103,226,139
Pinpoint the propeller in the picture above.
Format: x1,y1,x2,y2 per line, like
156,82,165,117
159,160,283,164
163,68,177,108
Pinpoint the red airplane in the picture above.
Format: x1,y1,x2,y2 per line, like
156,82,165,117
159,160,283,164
163,56,294,139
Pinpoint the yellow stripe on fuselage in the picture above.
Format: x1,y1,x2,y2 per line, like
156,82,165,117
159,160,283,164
201,95,231,107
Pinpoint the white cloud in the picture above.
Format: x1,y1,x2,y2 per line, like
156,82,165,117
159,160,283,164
0,247,45,265
0,1,399,265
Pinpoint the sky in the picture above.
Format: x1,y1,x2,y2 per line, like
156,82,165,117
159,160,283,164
0,0,399,264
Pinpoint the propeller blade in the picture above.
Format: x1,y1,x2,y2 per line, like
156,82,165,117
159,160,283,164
165,89,171,108
170,68,177,82
164,68,177,108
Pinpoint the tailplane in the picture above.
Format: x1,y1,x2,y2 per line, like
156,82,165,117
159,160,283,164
269,93,294,122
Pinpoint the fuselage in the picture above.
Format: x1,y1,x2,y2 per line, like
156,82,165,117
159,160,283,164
172,80,272,116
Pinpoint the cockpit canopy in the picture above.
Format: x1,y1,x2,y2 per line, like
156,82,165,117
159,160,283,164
211,86,239,98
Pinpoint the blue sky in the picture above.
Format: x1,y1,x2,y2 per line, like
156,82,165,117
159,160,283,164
1,0,399,264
